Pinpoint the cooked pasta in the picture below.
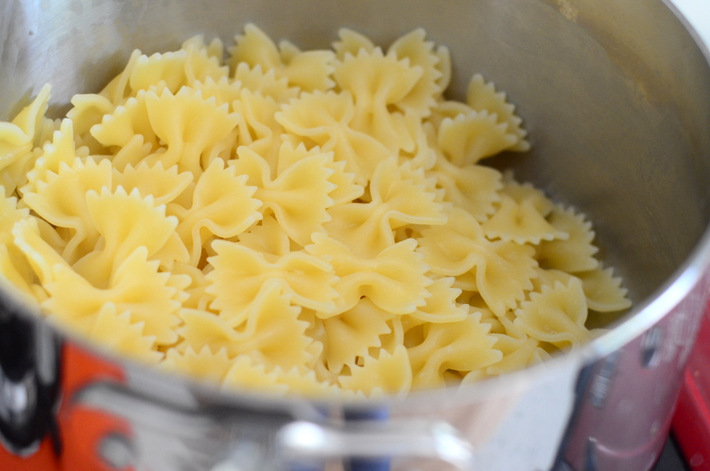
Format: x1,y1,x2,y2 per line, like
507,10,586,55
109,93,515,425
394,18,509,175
0,25,631,397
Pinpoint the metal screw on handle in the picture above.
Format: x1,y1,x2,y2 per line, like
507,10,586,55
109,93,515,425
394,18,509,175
274,419,476,470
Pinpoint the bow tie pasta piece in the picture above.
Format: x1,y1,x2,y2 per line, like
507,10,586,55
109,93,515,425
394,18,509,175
182,281,314,370
191,75,243,111
0,189,30,248
322,298,394,374
418,207,537,316
226,281,313,370
237,215,292,260
333,28,376,60
514,278,591,348
181,35,229,86
91,90,161,151
222,355,291,395
500,176,555,216
0,192,39,300
477,331,549,378
428,99,478,131
233,144,336,247
43,247,188,347
129,50,189,96
275,40,336,93
0,84,54,186
22,119,90,196
466,74,530,152
143,87,241,176
334,47,419,154
83,304,164,364
66,93,116,153
128,37,228,98
207,239,339,326
0,85,54,194
266,366,345,397
387,29,446,117
232,89,283,166
0,245,37,302
163,345,235,384
575,265,632,313
307,234,430,316
397,116,439,171
21,157,113,264
474,240,538,316
179,290,314,372
429,157,503,222
326,158,445,257
405,276,469,325
11,218,68,289
481,195,569,245
177,309,242,357
230,24,290,76
6,84,53,150
407,312,501,390
232,63,299,105
418,207,490,277
113,161,193,206
172,158,261,265
338,345,412,396
99,50,142,106
71,186,185,286
101,134,153,172
273,141,363,206
437,110,518,167
369,159,444,221
231,24,335,93
536,204,600,273
276,90,392,184
223,356,343,398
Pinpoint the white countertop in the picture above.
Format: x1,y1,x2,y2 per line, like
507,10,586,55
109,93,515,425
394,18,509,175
670,0,710,48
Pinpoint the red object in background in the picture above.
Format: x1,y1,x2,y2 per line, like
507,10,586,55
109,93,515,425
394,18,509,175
673,303,710,470
0,342,134,471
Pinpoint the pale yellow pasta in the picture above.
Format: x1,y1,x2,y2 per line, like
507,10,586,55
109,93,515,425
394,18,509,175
333,48,419,154
429,156,502,222
231,24,335,93
339,345,412,396
232,62,298,105
0,84,53,193
407,313,502,389
0,25,631,398
481,195,568,245
276,90,392,184
576,265,632,312
466,73,530,152
436,109,518,166
322,298,393,373
537,204,600,273
231,144,335,246
333,28,376,61
324,158,445,257
91,90,160,150
386,28,444,117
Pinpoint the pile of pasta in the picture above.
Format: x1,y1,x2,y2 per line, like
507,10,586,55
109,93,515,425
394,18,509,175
0,25,630,397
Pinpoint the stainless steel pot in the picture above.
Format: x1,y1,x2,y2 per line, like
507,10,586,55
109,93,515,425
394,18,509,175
1,0,709,470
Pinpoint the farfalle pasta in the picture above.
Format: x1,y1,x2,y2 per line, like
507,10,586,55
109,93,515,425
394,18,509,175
0,24,631,397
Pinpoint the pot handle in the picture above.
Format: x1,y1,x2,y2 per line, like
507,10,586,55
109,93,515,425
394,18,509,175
274,418,476,470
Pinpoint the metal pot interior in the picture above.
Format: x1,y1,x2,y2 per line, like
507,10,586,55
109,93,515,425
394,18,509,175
1,0,710,397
